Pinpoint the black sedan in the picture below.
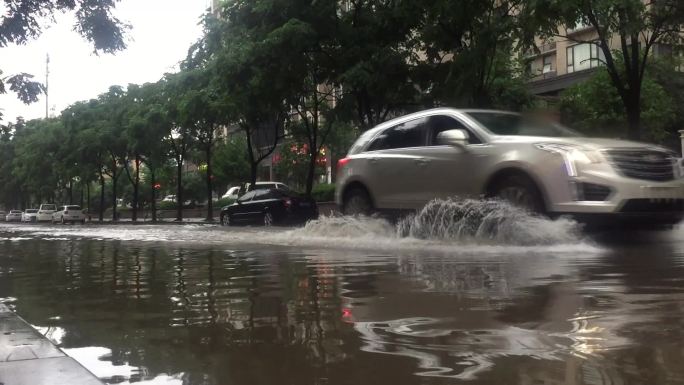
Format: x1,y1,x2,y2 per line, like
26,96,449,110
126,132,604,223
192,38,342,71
220,188,318,226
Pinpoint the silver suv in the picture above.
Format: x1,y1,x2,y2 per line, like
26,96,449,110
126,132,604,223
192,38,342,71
335,108,684,225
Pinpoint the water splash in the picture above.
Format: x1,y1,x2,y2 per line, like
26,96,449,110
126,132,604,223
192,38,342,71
0,199,594,253
397,199,582,246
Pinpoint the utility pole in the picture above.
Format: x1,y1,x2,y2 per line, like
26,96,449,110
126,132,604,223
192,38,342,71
45,53,50,119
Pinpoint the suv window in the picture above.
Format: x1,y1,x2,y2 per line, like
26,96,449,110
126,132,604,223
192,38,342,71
238,191,257,202
40,204,56,211
253,190,273,200
427,115,482,145
367,118,427,151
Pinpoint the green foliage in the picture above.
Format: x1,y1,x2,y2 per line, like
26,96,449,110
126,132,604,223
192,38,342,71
213,133,250,191
216,198,236,209
560,68,675,143
157,201,177,211
273,141,327,191
311,184,335,202
531,0,684,139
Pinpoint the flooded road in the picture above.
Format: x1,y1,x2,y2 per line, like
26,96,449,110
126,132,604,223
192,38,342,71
1,205,684,384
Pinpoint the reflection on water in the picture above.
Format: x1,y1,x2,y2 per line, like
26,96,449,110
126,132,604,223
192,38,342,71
1,227,684,384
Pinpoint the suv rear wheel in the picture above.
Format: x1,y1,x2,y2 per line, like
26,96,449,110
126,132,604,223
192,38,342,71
493,174,545,214
343,187,373,216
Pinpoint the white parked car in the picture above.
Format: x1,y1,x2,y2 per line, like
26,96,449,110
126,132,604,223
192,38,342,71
222,186,241,200
37,204,57,222
52,205,86,224
336,108,684,227
0,211,6,222
162,195,176,202
5,210,23,222
22,209,39,222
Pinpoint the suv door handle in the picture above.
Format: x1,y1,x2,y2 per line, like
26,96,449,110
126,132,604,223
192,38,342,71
414,158,430,166
368,158,379,164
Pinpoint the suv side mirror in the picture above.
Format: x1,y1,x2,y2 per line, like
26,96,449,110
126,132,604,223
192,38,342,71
436,129,469,148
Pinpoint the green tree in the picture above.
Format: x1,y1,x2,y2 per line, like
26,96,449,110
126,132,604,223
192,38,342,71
335,0,423,130
175,68,228,221
127,82,171,222
212,133,250,194
416,0,535,108
161,74,195,221
190,9,290,189
560,68,675,142
535,0,684,140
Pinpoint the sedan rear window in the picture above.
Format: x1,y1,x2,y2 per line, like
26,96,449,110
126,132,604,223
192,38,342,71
25,209,38,213
41,204,56,210
66,206,81,210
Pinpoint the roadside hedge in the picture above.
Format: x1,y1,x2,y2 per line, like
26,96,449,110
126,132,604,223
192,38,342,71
216,198,236,208
311,184,335,202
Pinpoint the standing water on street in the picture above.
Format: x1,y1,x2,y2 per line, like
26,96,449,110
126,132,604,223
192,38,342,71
2,206,684,384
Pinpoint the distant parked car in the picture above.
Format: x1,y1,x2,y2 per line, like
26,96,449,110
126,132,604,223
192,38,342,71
249,182,290,192
220,188,318,226
222,186,241,200
37,204,57,222
5,210,23,222
22,209,39,222
52,205,86,224
162,195,176,203
0,211,6,222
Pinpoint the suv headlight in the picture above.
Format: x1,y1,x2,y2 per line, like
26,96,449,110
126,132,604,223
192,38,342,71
535,143,600,177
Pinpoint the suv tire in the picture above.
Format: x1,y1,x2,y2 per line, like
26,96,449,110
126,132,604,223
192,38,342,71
493,174,545,214
343,187,373,216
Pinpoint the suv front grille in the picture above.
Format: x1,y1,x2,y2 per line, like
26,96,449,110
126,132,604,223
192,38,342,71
604,149,675,182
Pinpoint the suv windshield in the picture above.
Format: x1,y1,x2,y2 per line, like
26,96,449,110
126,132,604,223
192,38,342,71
40,204,56,211
467,112,579,138
26,209,38,213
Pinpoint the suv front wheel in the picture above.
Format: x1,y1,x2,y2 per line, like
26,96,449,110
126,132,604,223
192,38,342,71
492,174,545,214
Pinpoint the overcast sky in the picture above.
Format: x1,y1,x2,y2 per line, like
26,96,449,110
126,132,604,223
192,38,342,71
0,0,210,123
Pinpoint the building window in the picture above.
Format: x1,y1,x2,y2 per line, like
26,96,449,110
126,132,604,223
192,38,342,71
542,55,554,73
567,43,604,73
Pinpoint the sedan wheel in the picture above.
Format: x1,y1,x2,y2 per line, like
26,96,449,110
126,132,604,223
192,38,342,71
263,212,274,227
61,216,65,225
221,214,231,226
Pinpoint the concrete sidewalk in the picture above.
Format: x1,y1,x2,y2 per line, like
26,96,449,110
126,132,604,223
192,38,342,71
0,304,103,385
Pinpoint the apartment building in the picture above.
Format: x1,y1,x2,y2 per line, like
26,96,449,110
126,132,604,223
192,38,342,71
526,22,681,100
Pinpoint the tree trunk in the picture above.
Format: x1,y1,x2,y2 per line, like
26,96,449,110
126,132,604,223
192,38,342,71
111,167,118,222
99,173,105,222
132,157,140,222
625,90,642,141
80,185,84,208
176,161,183,221
205,146,214,221
305,150,318,197
249,162,258,191
150,169,157,223
68,182,73,205
86,183,91,217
